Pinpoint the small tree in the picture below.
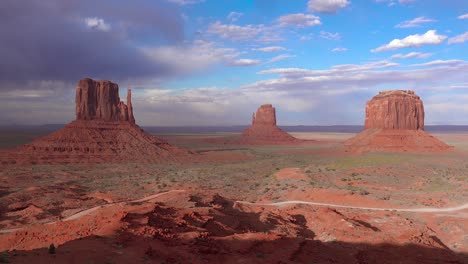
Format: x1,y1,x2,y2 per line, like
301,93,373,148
48,244,56,254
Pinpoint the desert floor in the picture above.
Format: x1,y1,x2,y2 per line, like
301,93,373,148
0,130,466,263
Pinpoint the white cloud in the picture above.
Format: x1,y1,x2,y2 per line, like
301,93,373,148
320,31,341,40
257,32,284,43
410,60,464,67
267,54,296,63
390,52,432,59
166,0,205,5
448,32,468,44
375,0,416,6
207,21,264,41
141,40,239,74
278,13,321,28
258,60,400,76
332,47,348,52
458,13,468,20
228,59,261,66
307,0,350,14
371,30,447,52
227,12,243,22
249,61,468,98
84,17,111,32
395,16,437,28
253,46,286,52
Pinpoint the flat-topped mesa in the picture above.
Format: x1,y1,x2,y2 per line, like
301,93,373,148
252,104,276,126
76,78,135,123
344,90,451,154
364,90,424,130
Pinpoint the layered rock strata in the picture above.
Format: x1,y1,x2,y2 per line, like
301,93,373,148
1,78,187,164
344,90,451,153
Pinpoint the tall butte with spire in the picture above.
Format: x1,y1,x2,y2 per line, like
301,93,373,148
75,78,135,122
241,104,298,144
2,78,188,164
344,90,451,153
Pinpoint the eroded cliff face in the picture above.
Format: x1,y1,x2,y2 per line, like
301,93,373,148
252,104,277,126
1,78,188,165
75,78,135,123
345,90,450,154
364,90,424,130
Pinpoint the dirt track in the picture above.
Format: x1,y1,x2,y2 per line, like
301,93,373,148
1,189,467,234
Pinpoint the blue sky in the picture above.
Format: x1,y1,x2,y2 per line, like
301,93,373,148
0,0,467,125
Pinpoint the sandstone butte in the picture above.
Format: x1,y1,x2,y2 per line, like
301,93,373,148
241,104,298,144
344,90,452,153
1,78,188,165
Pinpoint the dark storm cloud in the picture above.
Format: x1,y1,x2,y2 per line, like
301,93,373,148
0,0,184,87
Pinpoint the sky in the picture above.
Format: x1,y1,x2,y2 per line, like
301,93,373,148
0,0,467,126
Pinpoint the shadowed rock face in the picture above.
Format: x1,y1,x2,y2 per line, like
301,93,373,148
365,90,424,130
76,78,135,123
345,90,451,154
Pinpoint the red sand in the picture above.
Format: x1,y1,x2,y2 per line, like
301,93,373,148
0,190,465,263
344,128,452,154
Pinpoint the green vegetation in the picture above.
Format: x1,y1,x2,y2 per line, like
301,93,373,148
327,154,409,170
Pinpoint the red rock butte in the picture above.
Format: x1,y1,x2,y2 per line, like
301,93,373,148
76,78,135,123
344,90,451,153
1,78,188,164
241,104,297,144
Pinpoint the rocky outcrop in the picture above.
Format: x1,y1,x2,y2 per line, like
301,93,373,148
2,78,188,164
364,90,424,130
252,104,277,126
345,90,451,154
76,78,135,123
241,104,297,144
127,89,135,123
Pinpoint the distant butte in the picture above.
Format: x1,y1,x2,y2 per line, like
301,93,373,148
241,104,298,144
2,78,188,164
344,90,452,153
205,104,299,145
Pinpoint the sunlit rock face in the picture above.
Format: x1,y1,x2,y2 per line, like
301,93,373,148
344,90,451,154
364,90,424,130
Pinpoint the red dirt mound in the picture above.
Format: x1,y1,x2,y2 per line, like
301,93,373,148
1,78,188,164
345,90,451,154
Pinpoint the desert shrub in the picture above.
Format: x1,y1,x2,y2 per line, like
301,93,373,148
0,251,10,263
48,244,56,254
360,190,370,195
